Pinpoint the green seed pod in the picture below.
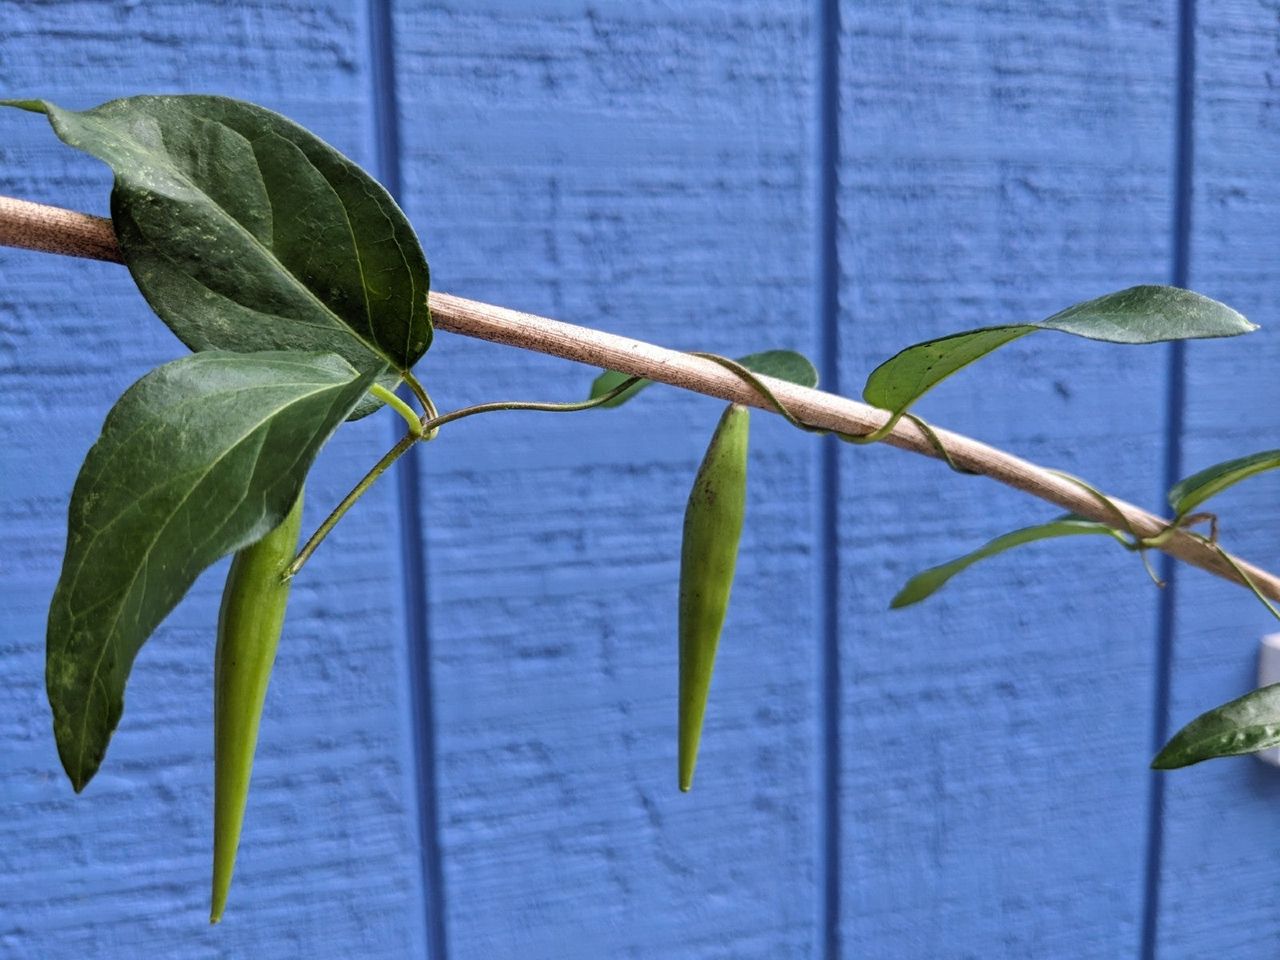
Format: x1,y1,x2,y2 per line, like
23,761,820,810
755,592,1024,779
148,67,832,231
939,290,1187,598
679,404,750,792
211,488,304,924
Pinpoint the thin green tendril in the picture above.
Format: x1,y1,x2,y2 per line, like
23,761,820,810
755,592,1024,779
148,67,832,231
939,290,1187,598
1203,537,1280,622
903,413,976,475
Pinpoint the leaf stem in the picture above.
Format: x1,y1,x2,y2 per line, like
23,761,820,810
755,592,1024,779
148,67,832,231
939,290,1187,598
402,371,441,440
1208,540,1280,622
903,413,976,474
418,377,643,433
284,376,643,578
284,432,418,580
370,384,423,438
1047,468,1142,541
403,371,437,419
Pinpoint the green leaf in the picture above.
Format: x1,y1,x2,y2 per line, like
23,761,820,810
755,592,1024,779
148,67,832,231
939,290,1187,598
589,349,819,408
890,515,1124,609
863,285,1256,416
589,369,649,407
1153,684,1280,769
731,350,820,388
1168,449,1280,518
5,96,432,384
47,351,381,791
863,326,1033,414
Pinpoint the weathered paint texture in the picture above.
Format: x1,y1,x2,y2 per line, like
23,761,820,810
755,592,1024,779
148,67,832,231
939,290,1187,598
0,1,1276,958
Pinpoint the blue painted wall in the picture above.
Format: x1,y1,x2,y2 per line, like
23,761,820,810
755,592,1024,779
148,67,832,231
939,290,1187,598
1,2,1276,957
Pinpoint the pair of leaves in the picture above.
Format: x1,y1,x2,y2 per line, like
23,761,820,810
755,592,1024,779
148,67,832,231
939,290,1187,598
6,95,432,789
863,285,1255,420
885,286,1260,607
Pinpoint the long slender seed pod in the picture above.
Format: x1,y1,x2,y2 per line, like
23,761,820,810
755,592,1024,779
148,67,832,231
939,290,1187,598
679,405,750,791
211,489,304,923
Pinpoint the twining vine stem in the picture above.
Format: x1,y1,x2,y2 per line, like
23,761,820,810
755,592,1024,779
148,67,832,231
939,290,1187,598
285,377,643,578
2,192,1278,602
285,431,418,578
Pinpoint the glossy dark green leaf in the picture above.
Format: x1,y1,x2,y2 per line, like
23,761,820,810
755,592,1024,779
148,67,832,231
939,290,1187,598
863,285,1255,415
590,349,819,408
5,96,431,387
47,351,381,791
1168,449,1280,517
890,515,1124,609
1153,684,1280,769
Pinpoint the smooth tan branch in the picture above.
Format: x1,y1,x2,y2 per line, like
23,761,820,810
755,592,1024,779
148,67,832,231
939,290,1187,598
2,193,1277,602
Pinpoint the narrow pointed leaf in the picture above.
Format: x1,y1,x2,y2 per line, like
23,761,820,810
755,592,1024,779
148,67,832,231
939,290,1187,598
864,285,1255,415
890,515,1124,609
1153,684,1280,769
1168,449,1280,518
5,97,431,393
590,349,818,408
47,351,382,791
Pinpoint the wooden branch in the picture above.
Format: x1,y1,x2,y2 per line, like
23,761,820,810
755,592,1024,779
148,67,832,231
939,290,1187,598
2,193,1277,602
0,195,124,263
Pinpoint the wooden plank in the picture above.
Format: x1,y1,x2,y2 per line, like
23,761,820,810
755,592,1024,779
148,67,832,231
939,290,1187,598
394,2,820,955
835,3,1181,954
0,3,426,955
1156,2,1280,955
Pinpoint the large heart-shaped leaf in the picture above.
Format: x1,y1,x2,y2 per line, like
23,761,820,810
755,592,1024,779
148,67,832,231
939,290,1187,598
863,285,1255,417
47,351,381,791
1168,449,1280,518
589,349,819,408
890,515,1126,608
1153,684,1280,769
4,96,431,387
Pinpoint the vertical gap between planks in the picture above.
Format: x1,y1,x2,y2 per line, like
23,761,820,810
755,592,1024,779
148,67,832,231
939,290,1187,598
1141,0,1195,956
367,0,449,957
815,0,843,957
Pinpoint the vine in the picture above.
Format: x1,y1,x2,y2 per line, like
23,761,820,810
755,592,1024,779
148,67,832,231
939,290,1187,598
3,94,1278,920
